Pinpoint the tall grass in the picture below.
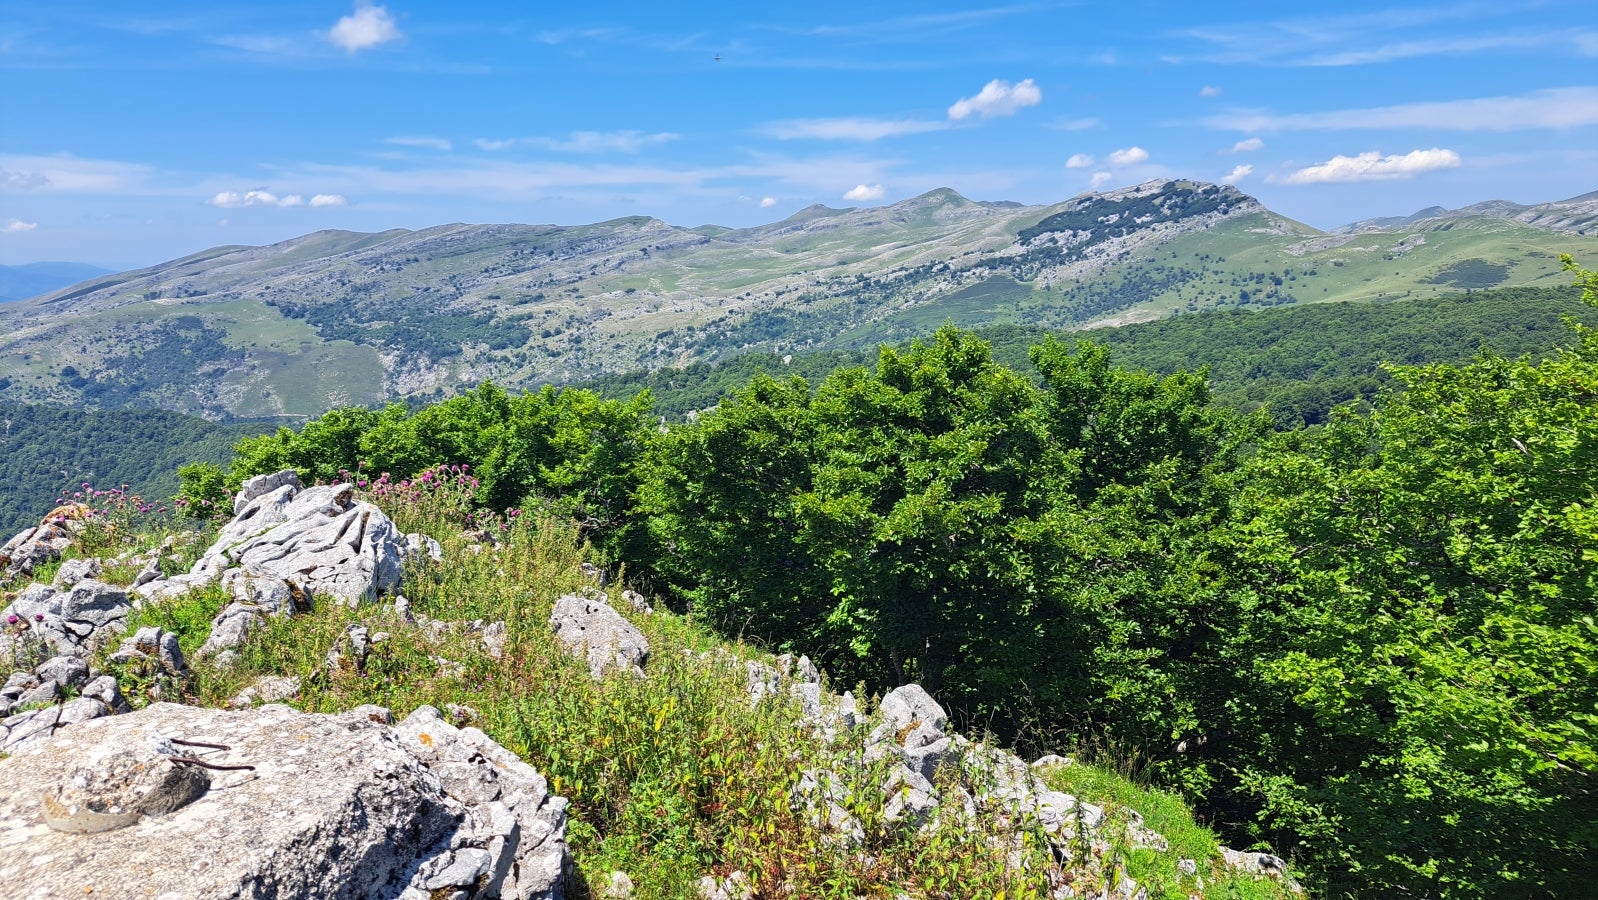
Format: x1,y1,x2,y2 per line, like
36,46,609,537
88,485,1298,899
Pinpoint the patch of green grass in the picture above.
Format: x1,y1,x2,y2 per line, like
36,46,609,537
1040,758,1299,899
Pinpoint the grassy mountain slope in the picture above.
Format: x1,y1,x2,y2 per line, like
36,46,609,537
2,180,1593,419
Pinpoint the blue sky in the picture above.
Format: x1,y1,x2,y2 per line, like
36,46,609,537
2,0,1595,267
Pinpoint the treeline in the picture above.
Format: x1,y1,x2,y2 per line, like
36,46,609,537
0,404,272,533
583,284,1588,425
192,260,1598,898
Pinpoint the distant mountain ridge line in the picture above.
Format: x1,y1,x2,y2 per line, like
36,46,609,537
1,179,1595,420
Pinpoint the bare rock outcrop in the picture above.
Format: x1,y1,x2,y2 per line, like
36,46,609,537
549,593,648,678
0,701,569,899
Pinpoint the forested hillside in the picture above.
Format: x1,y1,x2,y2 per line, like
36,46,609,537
0,404,272,533
584,284,1589,424
177,257,1598,898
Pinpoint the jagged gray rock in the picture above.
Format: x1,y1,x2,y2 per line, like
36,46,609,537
196,482,408,604
878,683,948,733
51,557,102,588
0,579,130,664
549,593,648,678
0,702,569,899
0,515,80,578
234,469,304,513
107,625,186,675
0,697,113,753
227,674,302,708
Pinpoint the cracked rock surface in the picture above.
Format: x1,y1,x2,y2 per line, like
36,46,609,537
0,701,569,900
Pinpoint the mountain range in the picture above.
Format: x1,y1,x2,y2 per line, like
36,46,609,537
0,262,114,303
2,180,1594,420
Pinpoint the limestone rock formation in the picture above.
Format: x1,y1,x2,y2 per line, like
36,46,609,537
549,592,648,678
0,579,131,665
0,702,569,899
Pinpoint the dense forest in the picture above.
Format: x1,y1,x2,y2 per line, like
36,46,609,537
177,259,1598,898
584,284,1588,425
0,404,271,533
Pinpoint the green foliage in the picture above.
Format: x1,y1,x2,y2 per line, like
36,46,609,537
92,494,1214,900
578,285,1589,428
225,383,657,563
0,402,270,534
145,258,1596,897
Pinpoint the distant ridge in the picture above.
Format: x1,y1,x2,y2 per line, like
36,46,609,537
1335,189,1598,235
0,262,114,303
2,179,1595,420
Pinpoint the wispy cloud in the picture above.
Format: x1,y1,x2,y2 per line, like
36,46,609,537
529,131,681,153
1,168,51,190
760,197,777,208
770,6,1042,43
387,136,454,152
762,117,946,141
1199,85,1222,97
1047,117,1101,131
843,183,886,201
1203,87,1598,132
1221,164,1253,185
1090,171,1112,189
327,2,402,53
1065,153,1094,169
2,218,38,233
1279,148,1461,184
1172,6,1572,66
1229,137,1264,152
0,155,152,193
948,78,1042,120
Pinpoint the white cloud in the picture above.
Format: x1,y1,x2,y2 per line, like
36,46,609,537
327,2,401,53
1065,153,1095,169
1105,146,1150,166
1199,85,1222,97
3,219,38,233
762,117,945,141
1222,164,1253,185
843,183,886,201
209,190,334,207
948,78,1042,121
387,136,453,152
1089,171,1113,189
760,197,777,208
1230,137,1265,152
1204,87,1598,132
476,139,516,151
1281,148,1461,184
527,131,680,153
310,194,349,207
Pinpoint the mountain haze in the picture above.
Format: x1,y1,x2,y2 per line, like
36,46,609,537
2,180,1593,419
0,262,114,303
